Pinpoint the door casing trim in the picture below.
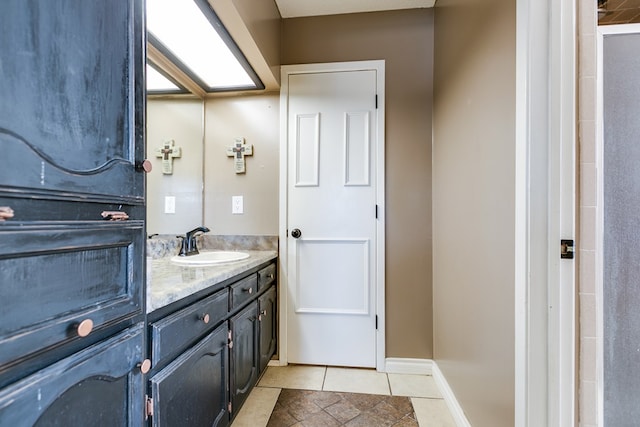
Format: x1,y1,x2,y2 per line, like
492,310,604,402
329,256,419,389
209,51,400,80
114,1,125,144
515,0,576,425
278,60,386,370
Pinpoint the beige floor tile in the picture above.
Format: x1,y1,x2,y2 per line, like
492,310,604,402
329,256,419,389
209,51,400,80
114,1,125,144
411,397,456,427
231,387,281,427
388,373,442,398
322,367,390,395
257,365,326,390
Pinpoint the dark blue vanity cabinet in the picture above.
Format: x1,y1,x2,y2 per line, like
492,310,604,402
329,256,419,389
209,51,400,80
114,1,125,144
0,0,148,424
147,261,277,426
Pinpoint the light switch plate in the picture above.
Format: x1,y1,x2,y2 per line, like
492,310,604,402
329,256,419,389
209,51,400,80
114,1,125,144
164,196,176,214
232,196,243,214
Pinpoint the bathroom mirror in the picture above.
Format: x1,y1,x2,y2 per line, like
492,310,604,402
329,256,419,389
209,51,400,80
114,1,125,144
146,97,204,236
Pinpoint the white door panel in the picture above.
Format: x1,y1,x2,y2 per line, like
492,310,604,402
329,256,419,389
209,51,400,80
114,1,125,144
295,239,370,315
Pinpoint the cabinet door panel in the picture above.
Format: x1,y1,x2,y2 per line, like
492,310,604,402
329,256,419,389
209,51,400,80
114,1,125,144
151,323,229,427
0,0,144,203
258,285,277,373
0,324,145,427
230,302,258,414
0,223,144,369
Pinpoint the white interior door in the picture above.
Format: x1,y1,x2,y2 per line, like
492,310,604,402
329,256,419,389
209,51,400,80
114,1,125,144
285,68,379,368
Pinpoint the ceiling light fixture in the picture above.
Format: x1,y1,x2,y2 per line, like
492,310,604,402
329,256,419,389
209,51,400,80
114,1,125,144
146,63,185,93
146,0,263,93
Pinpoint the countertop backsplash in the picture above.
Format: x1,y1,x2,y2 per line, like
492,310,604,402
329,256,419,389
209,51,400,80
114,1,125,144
147,235,278,259
146,235,182,259
200,235,278,252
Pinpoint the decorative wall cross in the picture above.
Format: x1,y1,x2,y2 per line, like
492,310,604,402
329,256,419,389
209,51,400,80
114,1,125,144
226,137,253,174
155,139,182,174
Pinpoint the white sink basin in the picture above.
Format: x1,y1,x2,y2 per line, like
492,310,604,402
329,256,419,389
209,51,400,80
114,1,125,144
170,251,250,266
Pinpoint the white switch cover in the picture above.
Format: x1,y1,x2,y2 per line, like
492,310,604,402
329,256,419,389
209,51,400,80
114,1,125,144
164,196,176,214
232,196,243,214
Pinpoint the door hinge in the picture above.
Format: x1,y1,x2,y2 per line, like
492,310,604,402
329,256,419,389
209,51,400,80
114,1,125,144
375,315,378,330
228,329,233,349
375,94,378,109
561,239,575,259
145,395,153,419
228,401,233,413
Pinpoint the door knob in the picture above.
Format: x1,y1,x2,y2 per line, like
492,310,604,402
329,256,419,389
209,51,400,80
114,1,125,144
291,228,302,239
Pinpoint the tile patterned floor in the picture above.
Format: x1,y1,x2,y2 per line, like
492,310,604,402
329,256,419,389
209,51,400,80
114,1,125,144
267,389,418,426
231,365,457,427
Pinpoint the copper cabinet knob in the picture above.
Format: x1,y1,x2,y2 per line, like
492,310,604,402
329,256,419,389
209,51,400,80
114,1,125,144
138,359,152,374
101,211,129,221
0,206,14,221
77,319,94,337
201,313,210,324
136,159,153,173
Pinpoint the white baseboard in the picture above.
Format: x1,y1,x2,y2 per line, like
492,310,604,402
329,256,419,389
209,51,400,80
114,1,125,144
432,362,472,427
384,358,433,375
384,358,471,426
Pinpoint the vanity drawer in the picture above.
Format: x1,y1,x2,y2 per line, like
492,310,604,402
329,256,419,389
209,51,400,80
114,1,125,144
150,288,229,367
230,274,258,311
257,263,276,292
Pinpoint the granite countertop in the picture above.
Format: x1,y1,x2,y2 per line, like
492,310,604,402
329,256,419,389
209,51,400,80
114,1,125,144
147,250,277,313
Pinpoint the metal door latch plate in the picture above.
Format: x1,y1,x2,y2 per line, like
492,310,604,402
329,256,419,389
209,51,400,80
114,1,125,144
561,239,575,259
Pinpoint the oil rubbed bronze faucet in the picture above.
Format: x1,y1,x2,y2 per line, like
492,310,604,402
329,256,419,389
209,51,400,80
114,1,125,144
177,226,210,256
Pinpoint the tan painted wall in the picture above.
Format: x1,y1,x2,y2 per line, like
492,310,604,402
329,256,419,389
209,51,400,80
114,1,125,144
432,0,515,426
231,0,281,85
203,94,280,235
282,10,435,359
147,99,204,235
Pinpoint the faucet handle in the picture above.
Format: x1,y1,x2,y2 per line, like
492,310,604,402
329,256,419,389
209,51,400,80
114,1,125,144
176,235,189,256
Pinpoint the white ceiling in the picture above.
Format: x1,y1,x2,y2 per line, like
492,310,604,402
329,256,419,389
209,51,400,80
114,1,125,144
275,0,436,18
